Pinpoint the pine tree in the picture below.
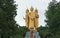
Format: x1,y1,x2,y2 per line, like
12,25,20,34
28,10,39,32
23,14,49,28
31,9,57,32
0,0,17,38
45,0,60,38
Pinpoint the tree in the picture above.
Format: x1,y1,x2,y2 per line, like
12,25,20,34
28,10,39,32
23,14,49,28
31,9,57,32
18,26,29,38
37,26,51,38
45,0,60,38
0,0,17,38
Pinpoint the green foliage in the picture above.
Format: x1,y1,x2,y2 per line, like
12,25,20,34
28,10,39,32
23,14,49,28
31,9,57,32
18,26,29,37
0,0,29,38
10,34,23,38
45,0,60,38
0,0,18,38
37,26,51,38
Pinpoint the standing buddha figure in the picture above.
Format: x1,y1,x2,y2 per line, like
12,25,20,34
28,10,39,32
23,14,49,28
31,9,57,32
29,7,35,31
35,9,39,29
25,9,29,28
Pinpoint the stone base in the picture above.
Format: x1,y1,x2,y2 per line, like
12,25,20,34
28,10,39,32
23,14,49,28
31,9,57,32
25,30,40,38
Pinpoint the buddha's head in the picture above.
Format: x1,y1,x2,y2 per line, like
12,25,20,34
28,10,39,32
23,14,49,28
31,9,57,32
35,8,38,13
30,6,34,12
26,8,29,13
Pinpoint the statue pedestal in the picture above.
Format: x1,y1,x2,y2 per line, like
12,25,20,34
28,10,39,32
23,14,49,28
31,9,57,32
25,30,40,38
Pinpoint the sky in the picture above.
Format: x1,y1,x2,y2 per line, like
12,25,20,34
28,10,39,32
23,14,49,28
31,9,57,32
14,0,60,27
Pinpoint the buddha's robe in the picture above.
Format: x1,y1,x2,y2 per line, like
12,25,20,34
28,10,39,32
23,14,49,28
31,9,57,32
29,11,35,29
35,12,39,28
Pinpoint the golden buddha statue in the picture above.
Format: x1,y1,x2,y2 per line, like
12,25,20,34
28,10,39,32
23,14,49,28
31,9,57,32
24,7,39,31
29,7,35,31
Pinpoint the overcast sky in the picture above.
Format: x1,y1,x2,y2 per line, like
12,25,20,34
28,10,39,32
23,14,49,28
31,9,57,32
14,0,60,27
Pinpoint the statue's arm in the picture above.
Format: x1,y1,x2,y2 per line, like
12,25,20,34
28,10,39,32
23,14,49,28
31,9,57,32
29,13,31,18
23,17,26,20
36,15,39,18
